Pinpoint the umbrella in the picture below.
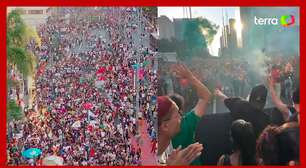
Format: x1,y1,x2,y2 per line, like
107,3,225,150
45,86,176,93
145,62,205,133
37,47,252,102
132,64,139,70
83,103,93,110
71,121,81,129
42,155,63,165
22,148,42,159
14,133,23,139
89,120,98,126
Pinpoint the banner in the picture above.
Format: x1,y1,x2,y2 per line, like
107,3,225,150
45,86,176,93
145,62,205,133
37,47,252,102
83,103,93,110
96,67,106,74
139,68,144,80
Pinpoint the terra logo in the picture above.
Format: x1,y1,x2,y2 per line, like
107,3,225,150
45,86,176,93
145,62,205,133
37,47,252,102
280,15,295,27
254,15,295,27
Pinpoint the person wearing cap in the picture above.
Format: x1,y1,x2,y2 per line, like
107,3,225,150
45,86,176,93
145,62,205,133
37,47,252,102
267,76,299,123
158,96,203,165
215,84,270,138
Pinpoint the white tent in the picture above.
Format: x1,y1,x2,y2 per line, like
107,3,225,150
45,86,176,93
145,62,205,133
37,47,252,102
42,155,64,165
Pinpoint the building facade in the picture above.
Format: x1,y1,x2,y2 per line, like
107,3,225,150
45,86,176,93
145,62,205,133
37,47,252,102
8,7,51,29
157,15,175,40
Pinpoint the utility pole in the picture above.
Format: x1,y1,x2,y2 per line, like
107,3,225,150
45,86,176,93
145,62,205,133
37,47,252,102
135,8,141,120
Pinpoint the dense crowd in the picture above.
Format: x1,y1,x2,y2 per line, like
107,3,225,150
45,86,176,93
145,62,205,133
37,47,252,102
7,7,157,166
157,53,299,166
158,55,299,111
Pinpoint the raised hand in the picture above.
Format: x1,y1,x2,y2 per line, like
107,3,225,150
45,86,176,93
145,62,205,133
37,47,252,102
214,88,225,97
167,142,203,165
266,75,275,88
171,64,194,80
214,88,228,101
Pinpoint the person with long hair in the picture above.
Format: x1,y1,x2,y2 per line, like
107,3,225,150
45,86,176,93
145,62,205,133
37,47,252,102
217,119,257,166
256,122,299,165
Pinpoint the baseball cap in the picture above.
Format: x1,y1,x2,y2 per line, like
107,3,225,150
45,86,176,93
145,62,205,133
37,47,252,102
249,84,267,110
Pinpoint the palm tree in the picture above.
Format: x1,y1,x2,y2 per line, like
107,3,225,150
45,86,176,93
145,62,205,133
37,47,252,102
7,9,40,121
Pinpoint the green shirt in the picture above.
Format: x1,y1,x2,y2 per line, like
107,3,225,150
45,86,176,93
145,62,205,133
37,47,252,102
172,111,202,165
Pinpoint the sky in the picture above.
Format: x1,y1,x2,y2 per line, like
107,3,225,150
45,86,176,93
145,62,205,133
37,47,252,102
158,7,239,56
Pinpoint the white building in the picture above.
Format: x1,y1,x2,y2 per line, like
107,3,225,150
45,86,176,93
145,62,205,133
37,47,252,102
158,15,175,40
7,7,51,30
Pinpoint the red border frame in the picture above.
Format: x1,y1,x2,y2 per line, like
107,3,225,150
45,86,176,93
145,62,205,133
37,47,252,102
1,0,304,167
0,0,303,6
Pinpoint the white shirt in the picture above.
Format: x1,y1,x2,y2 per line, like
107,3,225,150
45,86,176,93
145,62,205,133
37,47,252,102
157,142,174,165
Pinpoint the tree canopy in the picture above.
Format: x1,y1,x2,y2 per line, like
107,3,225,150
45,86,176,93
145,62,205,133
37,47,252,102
7,9,40,77
158,17,218,60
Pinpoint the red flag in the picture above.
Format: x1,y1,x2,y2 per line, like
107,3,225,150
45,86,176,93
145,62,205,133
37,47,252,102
139,68,145,80
88,125,94,132
37,61,47,76
83,103,93,110
96,67,106,74
98,76,106,81
90,148,95,157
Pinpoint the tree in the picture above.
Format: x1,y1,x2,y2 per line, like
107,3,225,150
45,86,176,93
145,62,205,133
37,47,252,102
183,17,219,58
142,7,157,28
158,17,218,61
7,9,39,77
7,9,40,120
7,100,23,121
142,7,157,20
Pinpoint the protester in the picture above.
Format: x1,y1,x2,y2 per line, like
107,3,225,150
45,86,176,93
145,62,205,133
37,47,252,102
7,8,157,166
167,64,211,165
157,96,203,165
218,119,257,166
267,76,299,123
256,122,299,165
215,85,270,138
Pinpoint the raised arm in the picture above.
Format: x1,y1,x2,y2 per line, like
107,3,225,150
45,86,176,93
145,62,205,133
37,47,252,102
267,76,289,121
214,88,228,102
172,64,211,117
